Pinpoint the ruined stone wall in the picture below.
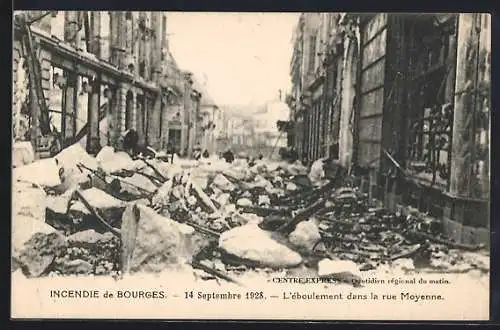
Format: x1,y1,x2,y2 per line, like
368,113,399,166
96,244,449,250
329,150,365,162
12,30,52,147
12,40,28,141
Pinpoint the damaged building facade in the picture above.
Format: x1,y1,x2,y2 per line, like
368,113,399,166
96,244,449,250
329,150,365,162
287,13,491,245
12,11,218,158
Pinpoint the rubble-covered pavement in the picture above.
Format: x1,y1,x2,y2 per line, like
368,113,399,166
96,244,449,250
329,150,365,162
12,144,489,287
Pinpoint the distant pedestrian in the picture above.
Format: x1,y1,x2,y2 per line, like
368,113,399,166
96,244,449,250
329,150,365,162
222,149,235,163
167,142,175,163
122,129,139,156
289,148,299,163
248,157,256,167
193,148,202,160
202,149,210,158
258,154,263,160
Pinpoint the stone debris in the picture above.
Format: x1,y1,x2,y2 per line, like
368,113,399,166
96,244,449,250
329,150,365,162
317,259,362,284
258,195,271,207
15,231,68,277
308,158,326,186
121,204,201,274
13,181,46,223
12,145,489,283
13,157,61,188
219,223,303,268
49,232,121,276
212,173,236,192
68,188,126,230
288,220,322,251
286,182,298,191
236,198,253,207
119,173,159,195
68,229,115,245
55,143,99,172
13,141,35,168
96,146,137,174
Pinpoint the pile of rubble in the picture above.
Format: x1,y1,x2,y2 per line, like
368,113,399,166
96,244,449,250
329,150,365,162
12,144,489,285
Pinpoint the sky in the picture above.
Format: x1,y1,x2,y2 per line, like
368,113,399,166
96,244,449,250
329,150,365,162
167,12,299,107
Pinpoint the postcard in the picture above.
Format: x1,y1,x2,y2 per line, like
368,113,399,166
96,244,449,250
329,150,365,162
11,11,491,320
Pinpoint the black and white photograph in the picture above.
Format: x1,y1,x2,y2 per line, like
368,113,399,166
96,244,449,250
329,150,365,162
11,11,491,320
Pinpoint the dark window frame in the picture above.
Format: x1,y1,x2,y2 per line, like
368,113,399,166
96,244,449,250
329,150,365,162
405,15,457,187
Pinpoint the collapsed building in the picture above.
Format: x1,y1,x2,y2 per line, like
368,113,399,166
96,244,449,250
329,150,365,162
11,12,490,289
12,11,219,159
287,13,491,246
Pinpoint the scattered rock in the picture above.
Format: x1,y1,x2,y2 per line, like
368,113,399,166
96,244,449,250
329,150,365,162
241,191,252,198
70,188,126,217
223,204,237,215
131,198,150,206
13,182,46,221
212,174,236,192
57,259,94,275
13,141,35,168
13,158,61,188
317,259,362,285
216,193,231,207
67,188,127,232
291,174,313,189
214,259,226,272
309,158,325,186
121,204,198,273
219,223,302,268
45,193,74,232
68,229,114,245
187,195,197,206
13,216,58,255
258,195,271,206
288,220,321,250
359,263,376,271
152,180,174,206
53,144,99,192
237,198,253,207
16,231,68,277
120,173,159,195
286,182,298,191
191,176,209,190
392,258,415,271
259,214,286,231
58,166,91,192
334,191,357,204
250,176,273,189
96,146,136,174
283,161,309,176
56,143,99,171
236,213,263,226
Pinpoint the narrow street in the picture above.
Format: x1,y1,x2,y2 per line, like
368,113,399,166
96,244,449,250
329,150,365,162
11,11,491,320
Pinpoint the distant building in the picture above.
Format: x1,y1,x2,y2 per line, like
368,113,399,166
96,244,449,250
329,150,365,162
253,101,290,152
